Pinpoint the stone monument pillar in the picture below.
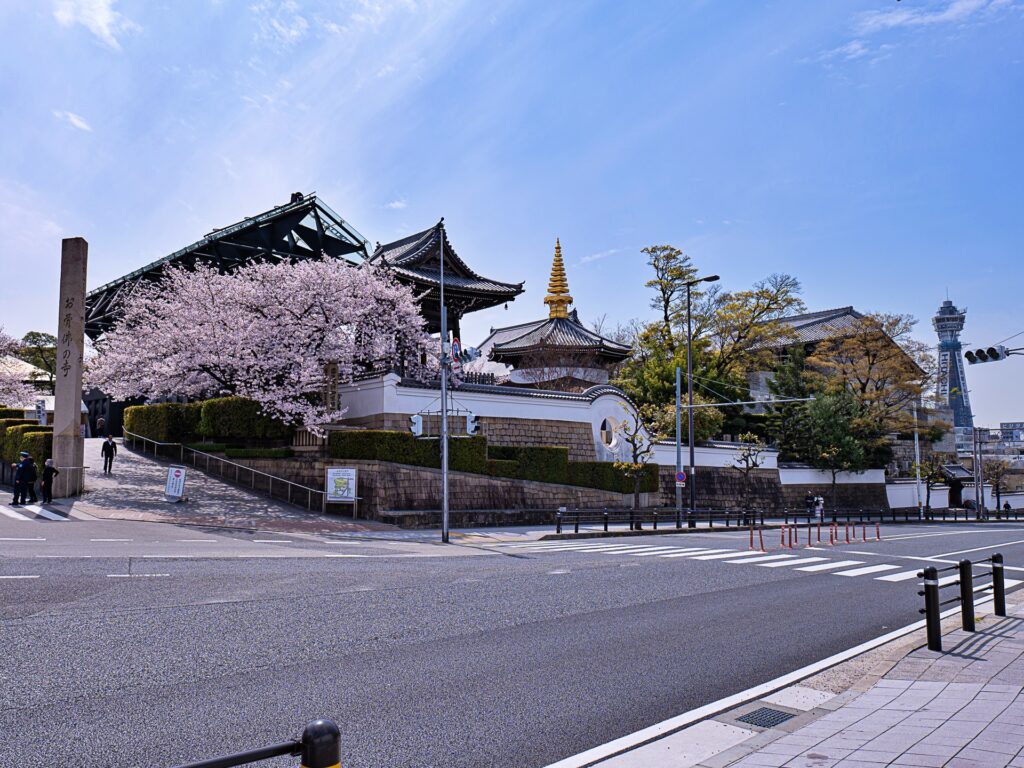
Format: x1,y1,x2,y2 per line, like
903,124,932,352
53,238,88,498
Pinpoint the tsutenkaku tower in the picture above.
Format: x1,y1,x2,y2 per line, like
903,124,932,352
933,299,973,431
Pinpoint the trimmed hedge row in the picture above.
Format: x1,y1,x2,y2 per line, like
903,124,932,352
16,431,53,466
224,447,295,459
0,408,25,419
0,419,41,462
0,423,53,463
328,430,659,494
124,398,293,443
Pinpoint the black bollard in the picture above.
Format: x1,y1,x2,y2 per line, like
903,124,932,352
921,566,942,652
959,559,975,632
993,553,1006,617
603,511,609,532
556,512,562,534
301,720,341,768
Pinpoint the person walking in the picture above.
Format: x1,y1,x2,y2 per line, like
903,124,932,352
805,492,816,518
16,453,38,505
41,459,59,504
101,435,117,474
814,495,824,521
96,416,106,435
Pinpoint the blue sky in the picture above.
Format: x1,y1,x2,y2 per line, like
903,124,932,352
0,0,1021,424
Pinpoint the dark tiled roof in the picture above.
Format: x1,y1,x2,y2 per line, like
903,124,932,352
488,310,631,362
369,222,524,297
752,306,866,350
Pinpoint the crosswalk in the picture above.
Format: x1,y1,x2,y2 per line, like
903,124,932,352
494,540,1023,592
0,503,92,522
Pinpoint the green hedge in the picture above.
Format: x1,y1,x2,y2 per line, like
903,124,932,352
15,431,53,465
197,397,293,441
0,408,25,419
328,430,659,493
0,418,36,460
186,443,229,453
124,402,202,442
2,425,53,462
224,447,295,459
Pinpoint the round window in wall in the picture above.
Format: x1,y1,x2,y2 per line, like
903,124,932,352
600,418,616,448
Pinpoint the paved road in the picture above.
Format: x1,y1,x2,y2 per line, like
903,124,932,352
3,516,1024,768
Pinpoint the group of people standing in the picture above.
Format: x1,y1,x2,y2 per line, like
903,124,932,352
9,435,118,506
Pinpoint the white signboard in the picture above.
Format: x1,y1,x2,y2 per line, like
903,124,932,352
35,400,47,425
165,465,187,501
325,467,357,503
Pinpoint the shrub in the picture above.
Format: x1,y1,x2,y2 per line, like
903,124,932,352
124,402,202,442
0,419,36,461
485,459,519,479
0,408,25,419
15,431,53,466
197,397,293,441
2,425,51,462
224,447,295,459
567,461,660,494
186,443,229,453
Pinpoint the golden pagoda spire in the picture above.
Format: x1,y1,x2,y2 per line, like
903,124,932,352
543,238,573,319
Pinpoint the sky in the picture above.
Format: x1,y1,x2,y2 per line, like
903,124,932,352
0,0,1021,424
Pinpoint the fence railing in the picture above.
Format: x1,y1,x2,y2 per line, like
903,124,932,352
550,507,900,534
918,554,1007,652
172,719,339,768
123,429,326,511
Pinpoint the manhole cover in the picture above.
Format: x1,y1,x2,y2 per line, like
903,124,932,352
736,707,796,728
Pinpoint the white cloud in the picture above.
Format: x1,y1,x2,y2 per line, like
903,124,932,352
579,247,627,265
818,39,871,62
856,0,1001,35
53,0,139,51
384,197,408,210
250,0,309,49
52,110,92,132
376,63,397,78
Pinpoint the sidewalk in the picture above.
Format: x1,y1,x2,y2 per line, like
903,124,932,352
586,600,1024,768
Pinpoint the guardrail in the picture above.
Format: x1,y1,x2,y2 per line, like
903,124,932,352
550,507,897,534
172,719,339,768
918,554,1007,652
123,429,326,511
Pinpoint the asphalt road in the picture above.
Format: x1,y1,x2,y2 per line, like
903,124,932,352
3,516,1024,768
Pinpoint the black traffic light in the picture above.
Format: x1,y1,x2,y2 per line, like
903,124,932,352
966,345,1008,365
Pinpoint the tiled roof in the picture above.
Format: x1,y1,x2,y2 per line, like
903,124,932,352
487,310,631,362
752,306,866,349
369,223,524,297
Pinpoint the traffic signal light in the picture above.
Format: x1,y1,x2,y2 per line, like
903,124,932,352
466,413,480,435
410,414,423,437
965,345,1008,365
457,346,481,365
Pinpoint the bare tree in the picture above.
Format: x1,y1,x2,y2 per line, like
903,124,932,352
733,431,768,512
613,404,664,521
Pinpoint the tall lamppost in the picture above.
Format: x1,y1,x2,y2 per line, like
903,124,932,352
686,274,719,528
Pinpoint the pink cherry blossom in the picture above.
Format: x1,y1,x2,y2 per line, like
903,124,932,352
87,260,432,433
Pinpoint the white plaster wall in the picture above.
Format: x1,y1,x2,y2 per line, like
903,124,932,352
778,468,886,485
650,442,779,470
886,482,950,509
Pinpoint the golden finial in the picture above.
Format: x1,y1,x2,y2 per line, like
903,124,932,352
543,238,573,319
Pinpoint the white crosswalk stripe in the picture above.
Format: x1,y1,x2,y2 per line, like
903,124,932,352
0,503,81,522
22,505,70,522
0,505,32,521
794,560,863,572
726,554,797,565
758,557,827,568
833,564,901,577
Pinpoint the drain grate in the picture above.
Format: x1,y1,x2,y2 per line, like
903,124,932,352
736,706,796,728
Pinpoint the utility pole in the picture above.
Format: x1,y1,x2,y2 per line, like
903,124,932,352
675,366,682,528
439,220,450,543
912,402,923,520
685,273,719,528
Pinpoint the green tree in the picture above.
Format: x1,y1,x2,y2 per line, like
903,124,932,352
613,404,664,516
793,391,867,510
733,431,769,510
764,344,812,459
16,331,56,394
912,456,948,514
984,459,1011,513
641,245,698,351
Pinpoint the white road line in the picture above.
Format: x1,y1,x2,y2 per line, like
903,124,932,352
142,555,193,558
876,570,924,582
758,557,827,568
0,575,40,580
36,555,91,558
601,546,674,555
23,506,69,522
0,506,31,521
628,547,688,556
90,538,132,542
253,539,293,543
725,554,797,564
794,560,863,572
0,537,44,541
930,538,1024,559
176,539,217,542
659,548,735,558
688,551,766,561
324,554,370,558
107,573,170,578
833,564,901,577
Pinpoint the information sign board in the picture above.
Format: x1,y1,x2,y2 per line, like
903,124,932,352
165,465,187,501
325,467,358,503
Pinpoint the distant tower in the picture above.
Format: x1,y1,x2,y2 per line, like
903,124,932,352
933,299,973,436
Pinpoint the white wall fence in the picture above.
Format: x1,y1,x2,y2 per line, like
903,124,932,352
885,482,1024,510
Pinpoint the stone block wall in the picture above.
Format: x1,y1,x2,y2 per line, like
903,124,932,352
658,466,784,511
781,483,889,511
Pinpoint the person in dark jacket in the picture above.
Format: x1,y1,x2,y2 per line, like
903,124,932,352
101,436,117,474
14,453,38,505
10,451,27,505
41,459,59,504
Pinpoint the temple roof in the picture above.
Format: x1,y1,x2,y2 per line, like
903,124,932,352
369,221,524,298
484,308,631,363
751,306,867,349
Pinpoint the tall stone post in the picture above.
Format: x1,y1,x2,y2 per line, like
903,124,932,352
53,238,88,498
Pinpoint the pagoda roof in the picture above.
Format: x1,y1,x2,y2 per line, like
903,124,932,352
369,221,524,299
487,309,631,363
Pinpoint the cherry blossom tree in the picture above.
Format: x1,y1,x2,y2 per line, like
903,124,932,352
0,328,36,408
88,260,431,431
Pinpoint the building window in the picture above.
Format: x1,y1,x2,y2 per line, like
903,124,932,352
600,418,616,448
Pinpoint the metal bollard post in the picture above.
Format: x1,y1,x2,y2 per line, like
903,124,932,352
653,511,658,530
301,719,341,768
603,511,609,532
959,559,976,632
574,510,580,534
556,512,562,534
993,553,1006,617
921,566,942,652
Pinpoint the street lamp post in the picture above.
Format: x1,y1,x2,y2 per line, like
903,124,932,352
685,274,719,528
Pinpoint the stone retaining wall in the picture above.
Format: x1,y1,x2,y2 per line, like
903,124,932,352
658,466,785,511
781,483,889,510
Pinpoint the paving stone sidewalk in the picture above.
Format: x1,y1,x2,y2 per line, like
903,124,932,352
725,607,1024,768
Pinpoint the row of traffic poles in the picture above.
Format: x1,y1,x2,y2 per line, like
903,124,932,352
920,554,1007,653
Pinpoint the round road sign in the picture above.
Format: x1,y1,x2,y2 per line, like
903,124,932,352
675,470,687,483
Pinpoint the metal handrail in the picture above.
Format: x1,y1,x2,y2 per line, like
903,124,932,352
122,429,325,510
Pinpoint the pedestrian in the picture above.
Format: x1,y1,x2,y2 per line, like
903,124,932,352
96,416,106,435
41,459,59,504
815,495,824,520
10,452,27,505
1004,502,1012,513
805,492,815,517
101,435,117,474
16,453,38,505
